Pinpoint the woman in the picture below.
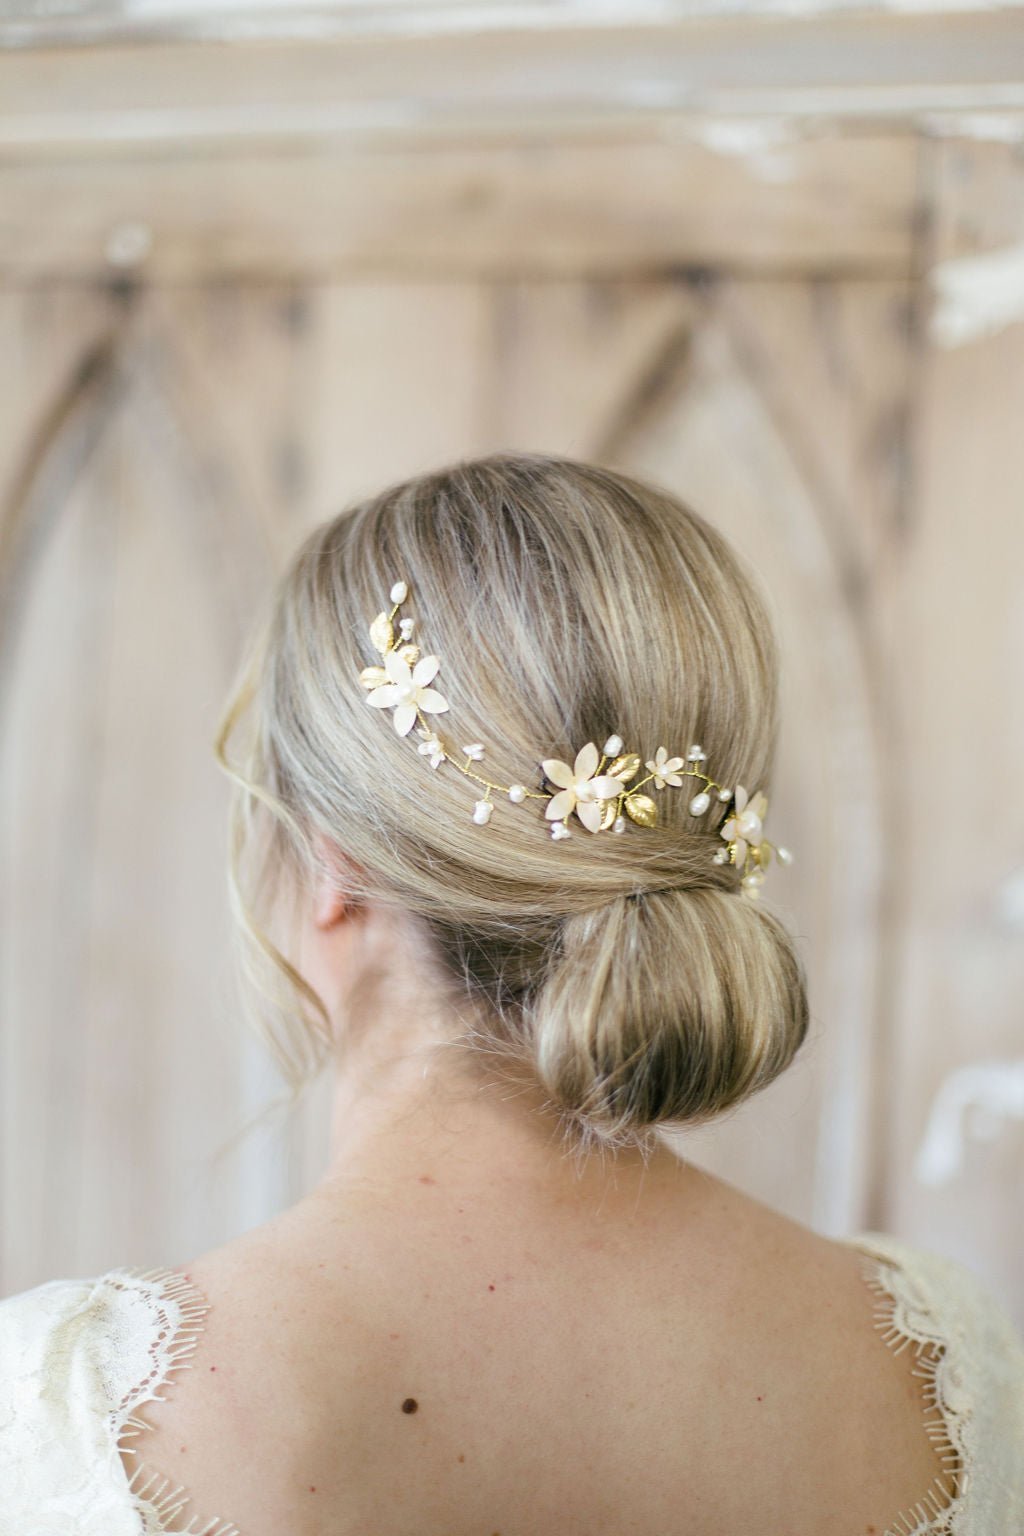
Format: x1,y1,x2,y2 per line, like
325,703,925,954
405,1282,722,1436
2,451,1021,1534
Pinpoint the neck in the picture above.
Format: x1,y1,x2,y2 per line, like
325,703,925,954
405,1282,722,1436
309,1023,696,1231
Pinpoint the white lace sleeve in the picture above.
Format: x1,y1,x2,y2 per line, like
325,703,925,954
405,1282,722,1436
0,1266,241,1536
849,1230,1024,1536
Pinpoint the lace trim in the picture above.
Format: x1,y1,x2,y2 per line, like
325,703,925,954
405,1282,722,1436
853,1243,969,1536
103,1266,243,1536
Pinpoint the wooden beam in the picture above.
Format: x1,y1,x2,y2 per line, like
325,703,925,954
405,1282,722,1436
0,133,920,282
0,14,1023,148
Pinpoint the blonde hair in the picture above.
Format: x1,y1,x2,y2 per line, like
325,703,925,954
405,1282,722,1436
214,451,808,1160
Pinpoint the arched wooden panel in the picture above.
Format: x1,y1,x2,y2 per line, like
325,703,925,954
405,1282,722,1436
880,135,1024,1317
0,292,278,1289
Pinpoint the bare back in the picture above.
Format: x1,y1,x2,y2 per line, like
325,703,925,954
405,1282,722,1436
125,1168,956,1536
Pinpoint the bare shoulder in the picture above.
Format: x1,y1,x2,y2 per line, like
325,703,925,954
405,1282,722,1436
121,1174,956,1536
118,1218,341,1536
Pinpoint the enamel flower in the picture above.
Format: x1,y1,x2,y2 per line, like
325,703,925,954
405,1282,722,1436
645,746,686,789
720,784,768,867
540,742,623,833
365,649,449,736
416,726,446,768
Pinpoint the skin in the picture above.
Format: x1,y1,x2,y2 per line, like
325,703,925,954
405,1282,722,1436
123,842,957,1536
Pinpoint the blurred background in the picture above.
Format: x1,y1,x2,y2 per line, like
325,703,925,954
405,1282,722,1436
1,1,1022,1325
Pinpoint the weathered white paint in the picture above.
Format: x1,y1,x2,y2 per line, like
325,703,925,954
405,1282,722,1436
914,1058,1024,1185
6,0,1024,45
930,240,1024,345
921,110,1024,139
688,117,803,181
995,866,1024,929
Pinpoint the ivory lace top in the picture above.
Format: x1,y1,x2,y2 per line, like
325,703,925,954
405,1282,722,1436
1,1230,1022,1536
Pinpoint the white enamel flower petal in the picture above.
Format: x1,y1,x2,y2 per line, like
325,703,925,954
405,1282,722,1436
733,784,749,814
738,809,762,840
416,687,449,714
575,799,605,833
541,758,576,790
590,775,624,800
383,648,412,686
393,703,418,736
366,684,400,708
412,653,440,687
574,741,599,781
546,787,577,821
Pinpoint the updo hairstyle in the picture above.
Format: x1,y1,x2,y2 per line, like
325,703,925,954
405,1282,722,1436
214,451,809,1157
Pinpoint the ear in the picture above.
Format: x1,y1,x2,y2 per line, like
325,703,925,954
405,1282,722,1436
313,878,348,930
310,832,360,930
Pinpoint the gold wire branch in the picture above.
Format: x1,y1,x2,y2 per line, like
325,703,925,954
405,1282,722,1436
358,579,793,897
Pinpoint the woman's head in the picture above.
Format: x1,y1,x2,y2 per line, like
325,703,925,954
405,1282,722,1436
215,451,808,1157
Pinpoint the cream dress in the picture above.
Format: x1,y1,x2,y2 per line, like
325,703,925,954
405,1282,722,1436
1,1230,1022,1536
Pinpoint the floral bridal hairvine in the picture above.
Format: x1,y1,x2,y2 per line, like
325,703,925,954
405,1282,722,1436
358,579,794,900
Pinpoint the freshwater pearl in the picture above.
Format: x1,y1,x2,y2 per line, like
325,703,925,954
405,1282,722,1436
603,734,623,756
508,784,526,802
390,580,408,603
688,791,711,816
777,846,793,864
717,787,732,801
612,816,627,834
551,822,572,840
472,800,493,825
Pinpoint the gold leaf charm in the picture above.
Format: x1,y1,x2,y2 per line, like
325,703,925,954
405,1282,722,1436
359,664,388,689
607,753,642,783
598,797,620,831
624,793,657,827
369,611,393,654
397,643,420,666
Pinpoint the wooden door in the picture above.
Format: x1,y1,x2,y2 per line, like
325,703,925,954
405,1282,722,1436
1,14,1021,1323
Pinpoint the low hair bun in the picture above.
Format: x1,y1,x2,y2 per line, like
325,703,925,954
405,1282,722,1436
527,884,809,1150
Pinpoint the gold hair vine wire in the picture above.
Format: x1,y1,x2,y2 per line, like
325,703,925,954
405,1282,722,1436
358,579,794,899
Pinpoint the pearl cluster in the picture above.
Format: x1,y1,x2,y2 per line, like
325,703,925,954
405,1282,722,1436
358,578,794,898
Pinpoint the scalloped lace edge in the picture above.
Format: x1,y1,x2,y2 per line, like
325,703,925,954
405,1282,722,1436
104,1265,243,1536
853,1245,968,1536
